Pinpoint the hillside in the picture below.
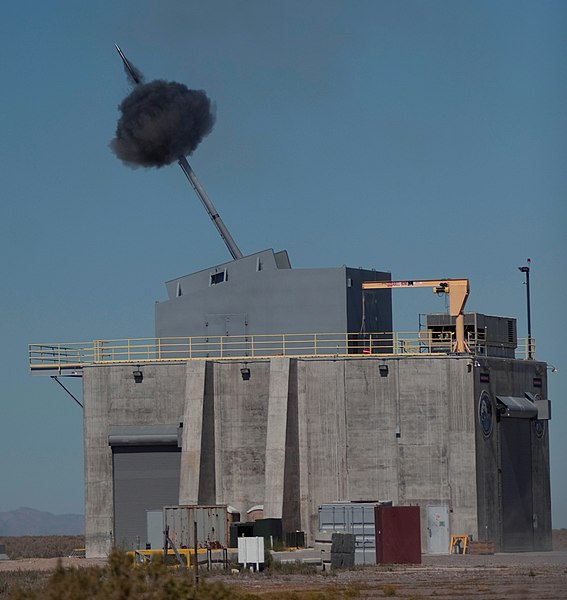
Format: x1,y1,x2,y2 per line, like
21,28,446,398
0,507,84,536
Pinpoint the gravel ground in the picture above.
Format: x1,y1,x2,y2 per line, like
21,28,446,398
0,557,106,572
0,551,566,598
225,552,567,598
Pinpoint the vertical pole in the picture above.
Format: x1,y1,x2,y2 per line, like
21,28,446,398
525,267,532,359
163,525,169,562
194,521,199,586
519,261,533,359
455,314,466,353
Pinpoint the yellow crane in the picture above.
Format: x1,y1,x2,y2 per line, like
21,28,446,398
362,278,470,353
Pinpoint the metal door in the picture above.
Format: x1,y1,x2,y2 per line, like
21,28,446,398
427,505,449,554
112,446,181,550
205,313,248,356
500,419,534,551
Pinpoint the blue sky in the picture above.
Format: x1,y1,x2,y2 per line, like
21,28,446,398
1,1,565,527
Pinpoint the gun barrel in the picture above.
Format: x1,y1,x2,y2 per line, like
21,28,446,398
178,157,243,260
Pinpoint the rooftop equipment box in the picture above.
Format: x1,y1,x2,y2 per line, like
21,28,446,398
375,506,421,564
426,313,517,358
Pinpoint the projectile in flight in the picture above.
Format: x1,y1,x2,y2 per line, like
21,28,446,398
114,44,142,85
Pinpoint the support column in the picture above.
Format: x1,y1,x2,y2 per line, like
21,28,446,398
263,358,291,519
179,360,207,505
335,360,348,500
83,367,113,558
297,361,312,543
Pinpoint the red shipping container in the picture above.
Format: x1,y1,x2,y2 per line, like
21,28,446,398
375,505,421,564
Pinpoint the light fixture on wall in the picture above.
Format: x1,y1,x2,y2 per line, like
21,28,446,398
133,368,143,383
379,364,389,377
240,367,251,381
547,365,558,373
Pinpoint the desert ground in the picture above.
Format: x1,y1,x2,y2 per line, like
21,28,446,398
1,533,566,599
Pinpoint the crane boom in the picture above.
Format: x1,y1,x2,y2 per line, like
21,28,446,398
362,278,470,353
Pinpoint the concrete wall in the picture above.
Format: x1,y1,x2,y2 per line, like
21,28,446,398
296,356,478,547
83,363,187,557
211,361,270,513
83,354,491,557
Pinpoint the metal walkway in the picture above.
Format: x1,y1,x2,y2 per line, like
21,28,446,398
29,332,534,374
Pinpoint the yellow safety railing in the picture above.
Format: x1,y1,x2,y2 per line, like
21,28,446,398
517,337,536,360
28,332,535,371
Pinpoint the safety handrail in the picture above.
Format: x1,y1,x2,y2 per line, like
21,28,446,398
28,332,535,370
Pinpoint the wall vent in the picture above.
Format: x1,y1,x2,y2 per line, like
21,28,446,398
507,319,515,343
210,270,227,285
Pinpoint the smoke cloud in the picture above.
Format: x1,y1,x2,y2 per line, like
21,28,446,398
121,55,145,86
111,80,215,168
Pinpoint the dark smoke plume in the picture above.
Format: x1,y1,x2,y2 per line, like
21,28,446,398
111,80,215,168
122,59,145,86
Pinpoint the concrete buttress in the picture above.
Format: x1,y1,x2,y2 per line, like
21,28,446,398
179,360,207,504
263,358,291,519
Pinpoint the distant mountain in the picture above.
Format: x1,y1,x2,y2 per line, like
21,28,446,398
0,507,84,536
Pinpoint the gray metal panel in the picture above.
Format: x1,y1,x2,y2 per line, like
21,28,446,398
113,446,181,550
524,393,552,420
155,249,391,340
534,399,551,421
496,396,538,419
274,250,291,269
205,313,247,337
146,510,163,550
109,424,180,446
347,267,392,335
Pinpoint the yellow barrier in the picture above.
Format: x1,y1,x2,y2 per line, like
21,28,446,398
128,547,229,570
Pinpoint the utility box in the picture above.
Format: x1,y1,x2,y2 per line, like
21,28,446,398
253,518,282,546
286,531,305,548
229,522,255,548
375,506,421,564
238,536,264,570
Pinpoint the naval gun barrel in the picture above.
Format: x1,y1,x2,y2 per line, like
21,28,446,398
114,44,244,261
178,156,243,260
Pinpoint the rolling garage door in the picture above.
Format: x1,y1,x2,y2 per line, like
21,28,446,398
500,418,533,551
110,424,182,550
